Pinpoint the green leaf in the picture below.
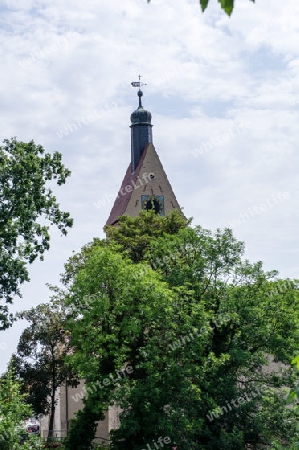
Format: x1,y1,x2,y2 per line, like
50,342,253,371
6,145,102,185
200,0,210,12
292,355,299,369
287,387,299,404
218,0,234,16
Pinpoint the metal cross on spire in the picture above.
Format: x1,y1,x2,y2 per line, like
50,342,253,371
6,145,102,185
131,75,147,108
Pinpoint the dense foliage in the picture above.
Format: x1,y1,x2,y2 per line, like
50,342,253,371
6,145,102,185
61,211,298,450
0,138,72,329
0,369,43,449
12,298,79,440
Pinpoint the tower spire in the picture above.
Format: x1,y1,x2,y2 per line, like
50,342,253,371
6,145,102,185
130,76,153,173
138,89,143,108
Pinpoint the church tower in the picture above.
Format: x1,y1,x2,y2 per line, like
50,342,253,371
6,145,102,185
106,84,180,225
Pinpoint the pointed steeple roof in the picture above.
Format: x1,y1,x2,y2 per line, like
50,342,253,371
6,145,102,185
106,143,180,226
106,143,150,226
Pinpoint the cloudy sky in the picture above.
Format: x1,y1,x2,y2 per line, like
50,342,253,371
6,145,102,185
1,0,299,371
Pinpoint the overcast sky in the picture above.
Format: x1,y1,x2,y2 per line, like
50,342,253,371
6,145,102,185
1,0,298,372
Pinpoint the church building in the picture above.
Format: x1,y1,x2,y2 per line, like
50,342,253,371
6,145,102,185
40,83,181,444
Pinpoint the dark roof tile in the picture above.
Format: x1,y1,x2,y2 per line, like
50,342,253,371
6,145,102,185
105,144,150,226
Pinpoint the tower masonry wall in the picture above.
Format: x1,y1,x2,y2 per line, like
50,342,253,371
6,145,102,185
124,143,180,217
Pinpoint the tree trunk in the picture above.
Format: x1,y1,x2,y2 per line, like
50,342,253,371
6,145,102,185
47,393,56,441
47,349,56,442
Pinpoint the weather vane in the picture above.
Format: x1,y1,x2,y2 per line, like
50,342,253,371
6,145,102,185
131,74,147,90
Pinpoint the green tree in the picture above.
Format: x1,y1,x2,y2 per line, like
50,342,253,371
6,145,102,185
104,209,189,262
0,137,73,330
12,297,78,441
147,0,255,16
62,212,298,449
64,406,105,450
0,369,43,449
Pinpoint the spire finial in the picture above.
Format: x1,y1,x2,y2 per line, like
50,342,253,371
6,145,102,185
131,75,147,108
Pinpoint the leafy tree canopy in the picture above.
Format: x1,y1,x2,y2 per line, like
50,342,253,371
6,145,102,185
62,212,299,450
12,296,79,440
105,209,189,262
0,369,43,450
0,138,73,329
